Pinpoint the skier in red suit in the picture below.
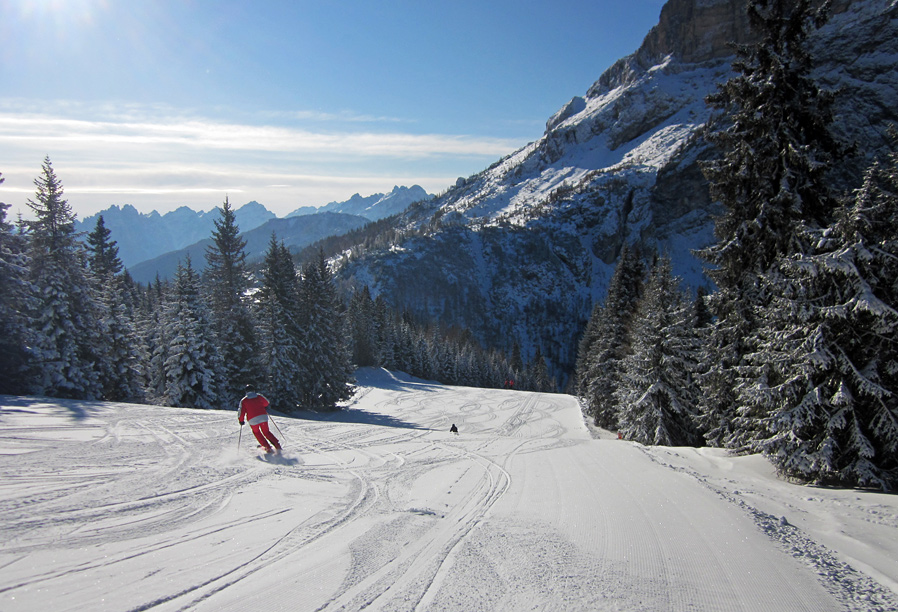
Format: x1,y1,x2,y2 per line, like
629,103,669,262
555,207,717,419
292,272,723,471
238,385,281,454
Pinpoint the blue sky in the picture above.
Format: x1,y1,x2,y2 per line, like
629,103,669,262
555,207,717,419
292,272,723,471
1,0,667,218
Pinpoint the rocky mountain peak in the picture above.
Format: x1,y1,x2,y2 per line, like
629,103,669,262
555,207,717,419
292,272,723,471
587,0,852,100
641,0,751,65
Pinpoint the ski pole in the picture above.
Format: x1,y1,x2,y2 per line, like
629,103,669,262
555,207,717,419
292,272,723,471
269,416,288,445
237,422,243,451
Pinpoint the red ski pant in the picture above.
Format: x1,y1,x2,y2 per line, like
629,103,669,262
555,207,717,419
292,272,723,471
250,421,280,450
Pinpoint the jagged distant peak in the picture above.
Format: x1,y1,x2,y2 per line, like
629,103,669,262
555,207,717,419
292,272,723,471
238,200,267,210
298,185,433,221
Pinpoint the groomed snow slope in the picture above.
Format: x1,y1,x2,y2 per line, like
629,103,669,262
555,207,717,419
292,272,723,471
1,368,896,612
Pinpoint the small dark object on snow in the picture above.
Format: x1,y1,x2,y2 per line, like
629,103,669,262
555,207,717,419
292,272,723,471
450,424,458,434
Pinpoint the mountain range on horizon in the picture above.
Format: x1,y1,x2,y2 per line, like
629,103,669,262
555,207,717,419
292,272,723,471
74,185,433,276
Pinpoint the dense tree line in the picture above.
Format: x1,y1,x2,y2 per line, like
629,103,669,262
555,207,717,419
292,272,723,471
0,162,550,413
0,166,354,411
345,285,554,392
575,0,898,490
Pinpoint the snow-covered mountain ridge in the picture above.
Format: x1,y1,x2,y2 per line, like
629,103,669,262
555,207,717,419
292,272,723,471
305,184,433,220
75,185,432,270
127,211,370,284
75,201,276,269
333,0,898,381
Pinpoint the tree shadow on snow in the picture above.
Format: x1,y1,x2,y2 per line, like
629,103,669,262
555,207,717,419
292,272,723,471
0,395,99,421
353,367,445,395
284,407,427,431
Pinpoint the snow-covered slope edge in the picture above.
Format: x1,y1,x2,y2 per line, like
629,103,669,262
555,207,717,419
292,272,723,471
333,0,898,381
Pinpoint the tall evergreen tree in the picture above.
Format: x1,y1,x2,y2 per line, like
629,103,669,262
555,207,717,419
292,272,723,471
348,285,380,367
86,217,142,402
137,279,169,403
296,250,354,410
735,151,898,490
526,346,555,393
700,0,841,290
579,244,644,428
95,277,144,402
697,0,843,447
615,257,701,446
85,215,123,278
162,258,222,409
574,301,603,394
695,295,752,447
25,158,104,399
256,234,303,410
204,197,260,401
0,174,35,393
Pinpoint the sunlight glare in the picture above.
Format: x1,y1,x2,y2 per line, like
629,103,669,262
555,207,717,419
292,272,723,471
14,0,108,27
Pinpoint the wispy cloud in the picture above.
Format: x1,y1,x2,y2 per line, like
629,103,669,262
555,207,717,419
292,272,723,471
0,100,528,216
0,103,521,159
260,109,413,124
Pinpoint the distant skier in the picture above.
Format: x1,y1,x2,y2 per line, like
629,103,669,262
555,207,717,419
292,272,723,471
450,423,458,435
238,384,281,454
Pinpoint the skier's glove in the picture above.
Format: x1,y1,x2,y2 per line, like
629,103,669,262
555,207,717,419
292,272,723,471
239,420,244,426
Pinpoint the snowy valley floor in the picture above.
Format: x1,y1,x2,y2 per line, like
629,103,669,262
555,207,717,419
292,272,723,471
1,368,897,612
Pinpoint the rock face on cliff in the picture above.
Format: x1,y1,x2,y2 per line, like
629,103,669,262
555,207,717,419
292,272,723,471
334,0,898,382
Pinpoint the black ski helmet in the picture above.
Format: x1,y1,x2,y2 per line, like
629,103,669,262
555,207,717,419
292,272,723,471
245,384,254,393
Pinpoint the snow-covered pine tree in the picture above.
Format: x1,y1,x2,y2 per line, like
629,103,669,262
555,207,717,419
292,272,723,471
24,158,104,399
85,216,142,402
428,327,451,381
574,301,602,394
615,257,701,446
204,197,261,401
296,250,354,410
86,215,123,278
372,295,394,369
256,292,301,410
376,308,399,373
526,346,555,393
700,0,841,288
162,258,223,409
580,244,644,428
413,335,433,380
256,234,302,410
735,150,898,490
391,317,417,376
694,286,712,329
695,295,753,447
433,335,451,382
0,174,36,394
455,343,477,387
136,277,169,403
697,0,844,447
348,285,380,367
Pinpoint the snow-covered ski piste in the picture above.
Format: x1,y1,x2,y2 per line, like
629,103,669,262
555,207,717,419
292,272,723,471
2,368,897,611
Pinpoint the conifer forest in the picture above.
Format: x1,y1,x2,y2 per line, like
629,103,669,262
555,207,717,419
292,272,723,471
574,0,898,491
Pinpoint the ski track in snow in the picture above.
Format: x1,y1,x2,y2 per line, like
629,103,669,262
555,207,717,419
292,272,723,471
1,369,896,611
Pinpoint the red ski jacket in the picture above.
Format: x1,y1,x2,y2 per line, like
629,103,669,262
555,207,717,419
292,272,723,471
239,393,270,423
